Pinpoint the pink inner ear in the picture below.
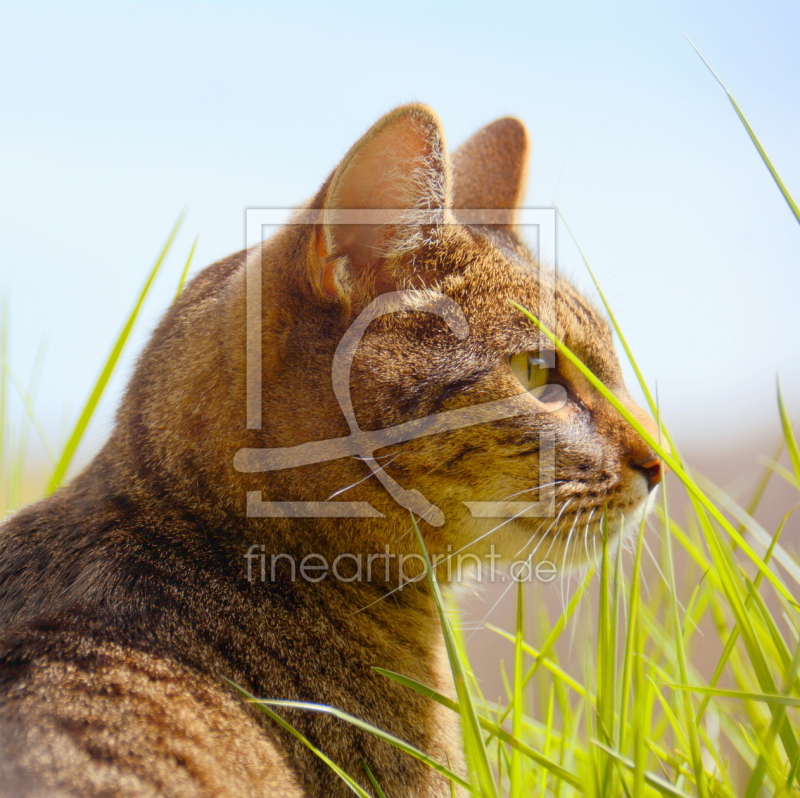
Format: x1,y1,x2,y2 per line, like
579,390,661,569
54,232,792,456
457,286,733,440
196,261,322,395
330,121,435,212
323,108,448,276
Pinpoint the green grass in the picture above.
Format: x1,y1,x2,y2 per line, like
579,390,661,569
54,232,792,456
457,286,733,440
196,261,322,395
1,46,797,798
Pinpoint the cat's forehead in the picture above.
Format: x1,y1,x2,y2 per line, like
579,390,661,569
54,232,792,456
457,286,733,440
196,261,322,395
451,228,606,321
433,225,618,372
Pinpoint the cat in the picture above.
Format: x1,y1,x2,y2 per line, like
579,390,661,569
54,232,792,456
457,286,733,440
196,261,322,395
0,104,663,797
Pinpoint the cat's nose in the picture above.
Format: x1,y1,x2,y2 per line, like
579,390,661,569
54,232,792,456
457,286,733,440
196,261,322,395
625,402,670,491
631,456,664,491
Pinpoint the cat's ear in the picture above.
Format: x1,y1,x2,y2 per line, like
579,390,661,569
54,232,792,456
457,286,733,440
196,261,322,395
315,104,452,298
452,117,530,229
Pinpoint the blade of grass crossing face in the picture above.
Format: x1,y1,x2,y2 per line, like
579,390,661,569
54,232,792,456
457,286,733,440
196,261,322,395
47,214,184,493
511,302,799,609
552,204,669,446
411,515,498,798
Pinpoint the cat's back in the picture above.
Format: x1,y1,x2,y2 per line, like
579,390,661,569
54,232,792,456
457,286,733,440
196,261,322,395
0,488,307,797
0,621,304,797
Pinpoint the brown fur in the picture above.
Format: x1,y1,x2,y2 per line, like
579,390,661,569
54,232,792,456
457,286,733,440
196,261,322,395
0,105,662,796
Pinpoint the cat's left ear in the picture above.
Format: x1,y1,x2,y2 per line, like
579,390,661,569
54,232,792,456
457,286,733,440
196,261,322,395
314,104,453,299
452,117,530,229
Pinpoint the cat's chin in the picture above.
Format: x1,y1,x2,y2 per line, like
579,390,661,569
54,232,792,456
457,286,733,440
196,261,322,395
497,487,659,575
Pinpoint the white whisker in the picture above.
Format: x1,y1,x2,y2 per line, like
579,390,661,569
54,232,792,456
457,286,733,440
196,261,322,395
325,454,402,500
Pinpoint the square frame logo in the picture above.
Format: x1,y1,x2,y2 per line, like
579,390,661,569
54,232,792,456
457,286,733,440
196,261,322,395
234,208,559,525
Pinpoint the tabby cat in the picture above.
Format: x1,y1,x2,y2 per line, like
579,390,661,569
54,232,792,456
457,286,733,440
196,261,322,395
0,104,662,797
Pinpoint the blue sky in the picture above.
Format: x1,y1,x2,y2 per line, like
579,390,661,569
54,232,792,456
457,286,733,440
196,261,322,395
1,1,798,474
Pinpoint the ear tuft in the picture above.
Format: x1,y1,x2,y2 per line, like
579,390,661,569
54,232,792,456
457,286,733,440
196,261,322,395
452,117,530,229
317,104,452,297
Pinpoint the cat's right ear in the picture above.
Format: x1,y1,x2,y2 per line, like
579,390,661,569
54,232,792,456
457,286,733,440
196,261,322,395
312,104,452,300
451,117,530,229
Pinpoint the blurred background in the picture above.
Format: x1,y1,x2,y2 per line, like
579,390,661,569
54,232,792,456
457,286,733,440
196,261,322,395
1,1,798,690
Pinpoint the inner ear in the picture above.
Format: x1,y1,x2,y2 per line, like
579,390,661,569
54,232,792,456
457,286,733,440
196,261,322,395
317,104,452,297
452,117,530,229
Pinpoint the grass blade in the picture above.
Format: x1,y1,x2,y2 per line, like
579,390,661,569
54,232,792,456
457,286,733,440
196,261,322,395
511,301,799,609
778,378,800,489
687,37,800,226
411,515,498,797
225,681,372,798
46,214,183,493
254,699,470,790
360,759,388,798
374,667,585,790
175,235,198,298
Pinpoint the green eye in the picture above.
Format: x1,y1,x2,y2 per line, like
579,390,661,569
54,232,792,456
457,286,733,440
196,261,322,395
510,351,549,391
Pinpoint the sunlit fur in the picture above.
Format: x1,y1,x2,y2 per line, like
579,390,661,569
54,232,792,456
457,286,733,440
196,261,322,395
0,105,662,798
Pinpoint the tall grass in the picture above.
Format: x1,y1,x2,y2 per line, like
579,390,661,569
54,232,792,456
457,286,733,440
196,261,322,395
245,48,800,797
0,217,188,515
1,47,797,798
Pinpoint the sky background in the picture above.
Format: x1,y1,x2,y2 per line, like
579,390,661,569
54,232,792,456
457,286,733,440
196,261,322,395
1,1,799,478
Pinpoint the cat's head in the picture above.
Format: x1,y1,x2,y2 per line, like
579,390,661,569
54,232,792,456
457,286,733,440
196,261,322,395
229,104,664,572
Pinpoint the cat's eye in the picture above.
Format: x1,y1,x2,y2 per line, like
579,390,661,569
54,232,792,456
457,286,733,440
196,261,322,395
510,351,549,391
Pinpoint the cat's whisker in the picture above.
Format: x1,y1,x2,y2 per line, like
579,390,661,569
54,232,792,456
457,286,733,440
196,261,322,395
584,507,598,562
466,505,565,644
445,498,553,564
559,510,582,609
347,582,408,617
567,536,588,653
619,513,631,629
325,454,402,500
513,498,571,558
583,519,592,564
570,523,581,582
539,517,561,572
640,533,688,615
638,518,661,600
497,480,564,503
